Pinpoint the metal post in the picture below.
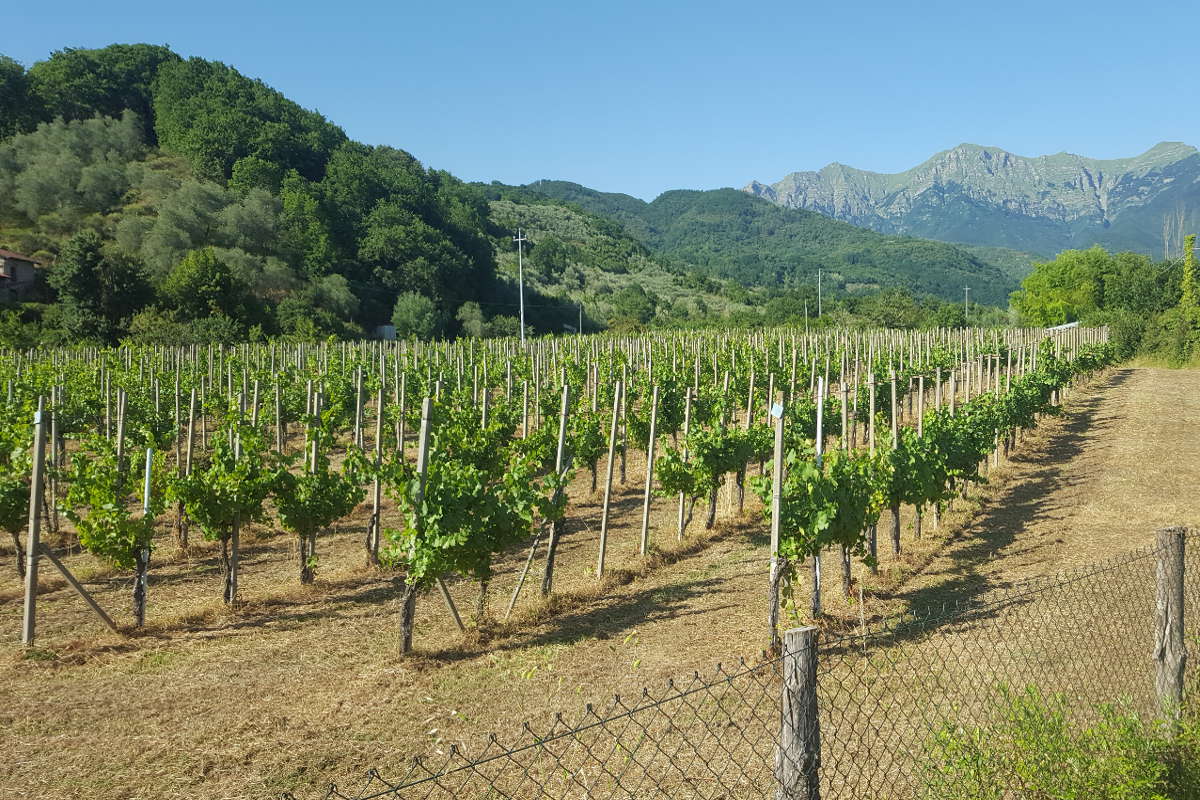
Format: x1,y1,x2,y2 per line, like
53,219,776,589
514,228,528,345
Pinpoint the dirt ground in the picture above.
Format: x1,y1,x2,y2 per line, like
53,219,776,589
2,367,1198,800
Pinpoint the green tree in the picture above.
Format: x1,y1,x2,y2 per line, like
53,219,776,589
152,57,345,181
49,230,151,341
392,291,441,339
609,285,657,326
456,301,485,337
27,44,179,141
1181,233,1198,317
0,54,37,138
161,247,246,320
1012,247,1109,325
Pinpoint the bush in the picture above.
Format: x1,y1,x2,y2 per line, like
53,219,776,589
920,686,1200,800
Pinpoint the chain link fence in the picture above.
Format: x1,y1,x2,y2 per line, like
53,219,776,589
289,527,1197,800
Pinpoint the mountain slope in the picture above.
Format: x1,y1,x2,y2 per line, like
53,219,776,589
746,142,1200,258
527,181,1017,305
478,185,753,328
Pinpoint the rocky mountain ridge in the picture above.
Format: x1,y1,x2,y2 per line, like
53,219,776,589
745,142,1200,257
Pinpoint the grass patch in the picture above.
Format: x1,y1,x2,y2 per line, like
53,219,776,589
919,687,1200,800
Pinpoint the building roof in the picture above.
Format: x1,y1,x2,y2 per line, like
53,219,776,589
0,249,39,263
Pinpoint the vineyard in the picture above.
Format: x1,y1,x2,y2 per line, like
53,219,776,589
0,325,1121,798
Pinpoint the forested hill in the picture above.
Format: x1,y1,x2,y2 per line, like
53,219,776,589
1,44,1010,346
525,181,1017,305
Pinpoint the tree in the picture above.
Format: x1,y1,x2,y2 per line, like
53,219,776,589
152,57,345,181
161,247,245,320
1181,234,1198,317
49,230,151,342
392,291,441,339
610,285,657,326
456,301,485,337
0,54,37,138
1011,247,1108,325
0,113,144,220
27,44,179,141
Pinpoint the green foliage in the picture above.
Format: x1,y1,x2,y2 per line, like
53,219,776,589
0,112,145,221
610,285,658,326
380,398,560,589
49,230,152,342
392,291,442,340
152,57,345,181
1013,245,1195,363
919,687,1200,800
161,247,251,321
1182,234,1198,317
27,45,179,140
64,439,166,570
0,54,37,139
274,452,364,541
167,424,280,544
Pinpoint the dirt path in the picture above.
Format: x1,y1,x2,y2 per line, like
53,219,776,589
888,367,1200,614
2,367,1198,800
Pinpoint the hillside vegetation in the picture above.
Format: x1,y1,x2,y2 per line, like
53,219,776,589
525,181,1017,305
1,44,1014,345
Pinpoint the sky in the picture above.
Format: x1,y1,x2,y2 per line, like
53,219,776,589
8,0,1200,200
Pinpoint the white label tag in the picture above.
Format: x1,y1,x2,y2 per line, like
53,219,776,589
770,403,784,419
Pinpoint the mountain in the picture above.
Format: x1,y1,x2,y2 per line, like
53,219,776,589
745,143,1200,259
526,181,1017,305
476,184,755,328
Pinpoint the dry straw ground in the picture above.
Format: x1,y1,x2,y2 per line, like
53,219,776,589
2,367,1199,799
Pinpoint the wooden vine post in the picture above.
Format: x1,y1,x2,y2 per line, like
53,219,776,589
639,385,660,556
768,396,786,651
541,384,572,596
811,377,824,619
597,381,622,580
20,398,47,646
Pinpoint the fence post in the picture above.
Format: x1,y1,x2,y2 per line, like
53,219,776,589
1155,526,1187,728
776,625,820,800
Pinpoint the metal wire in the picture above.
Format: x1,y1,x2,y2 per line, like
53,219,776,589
286,530,1199,800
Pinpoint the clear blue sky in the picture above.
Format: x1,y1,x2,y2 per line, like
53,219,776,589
9,0,1198,200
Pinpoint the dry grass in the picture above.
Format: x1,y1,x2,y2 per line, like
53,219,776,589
2,367,1199,799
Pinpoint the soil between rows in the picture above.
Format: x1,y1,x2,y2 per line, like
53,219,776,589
2,366,1198,799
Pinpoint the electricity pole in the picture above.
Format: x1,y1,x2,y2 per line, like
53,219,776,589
817,269,822,318
514,228,528,345
964,286,970,325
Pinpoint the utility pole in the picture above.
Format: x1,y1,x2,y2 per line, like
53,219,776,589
817,269,822,318
964,286,970,324
514,228,528,345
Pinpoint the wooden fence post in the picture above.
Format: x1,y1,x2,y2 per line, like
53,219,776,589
1155,526,1187,728
775,625,820,800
